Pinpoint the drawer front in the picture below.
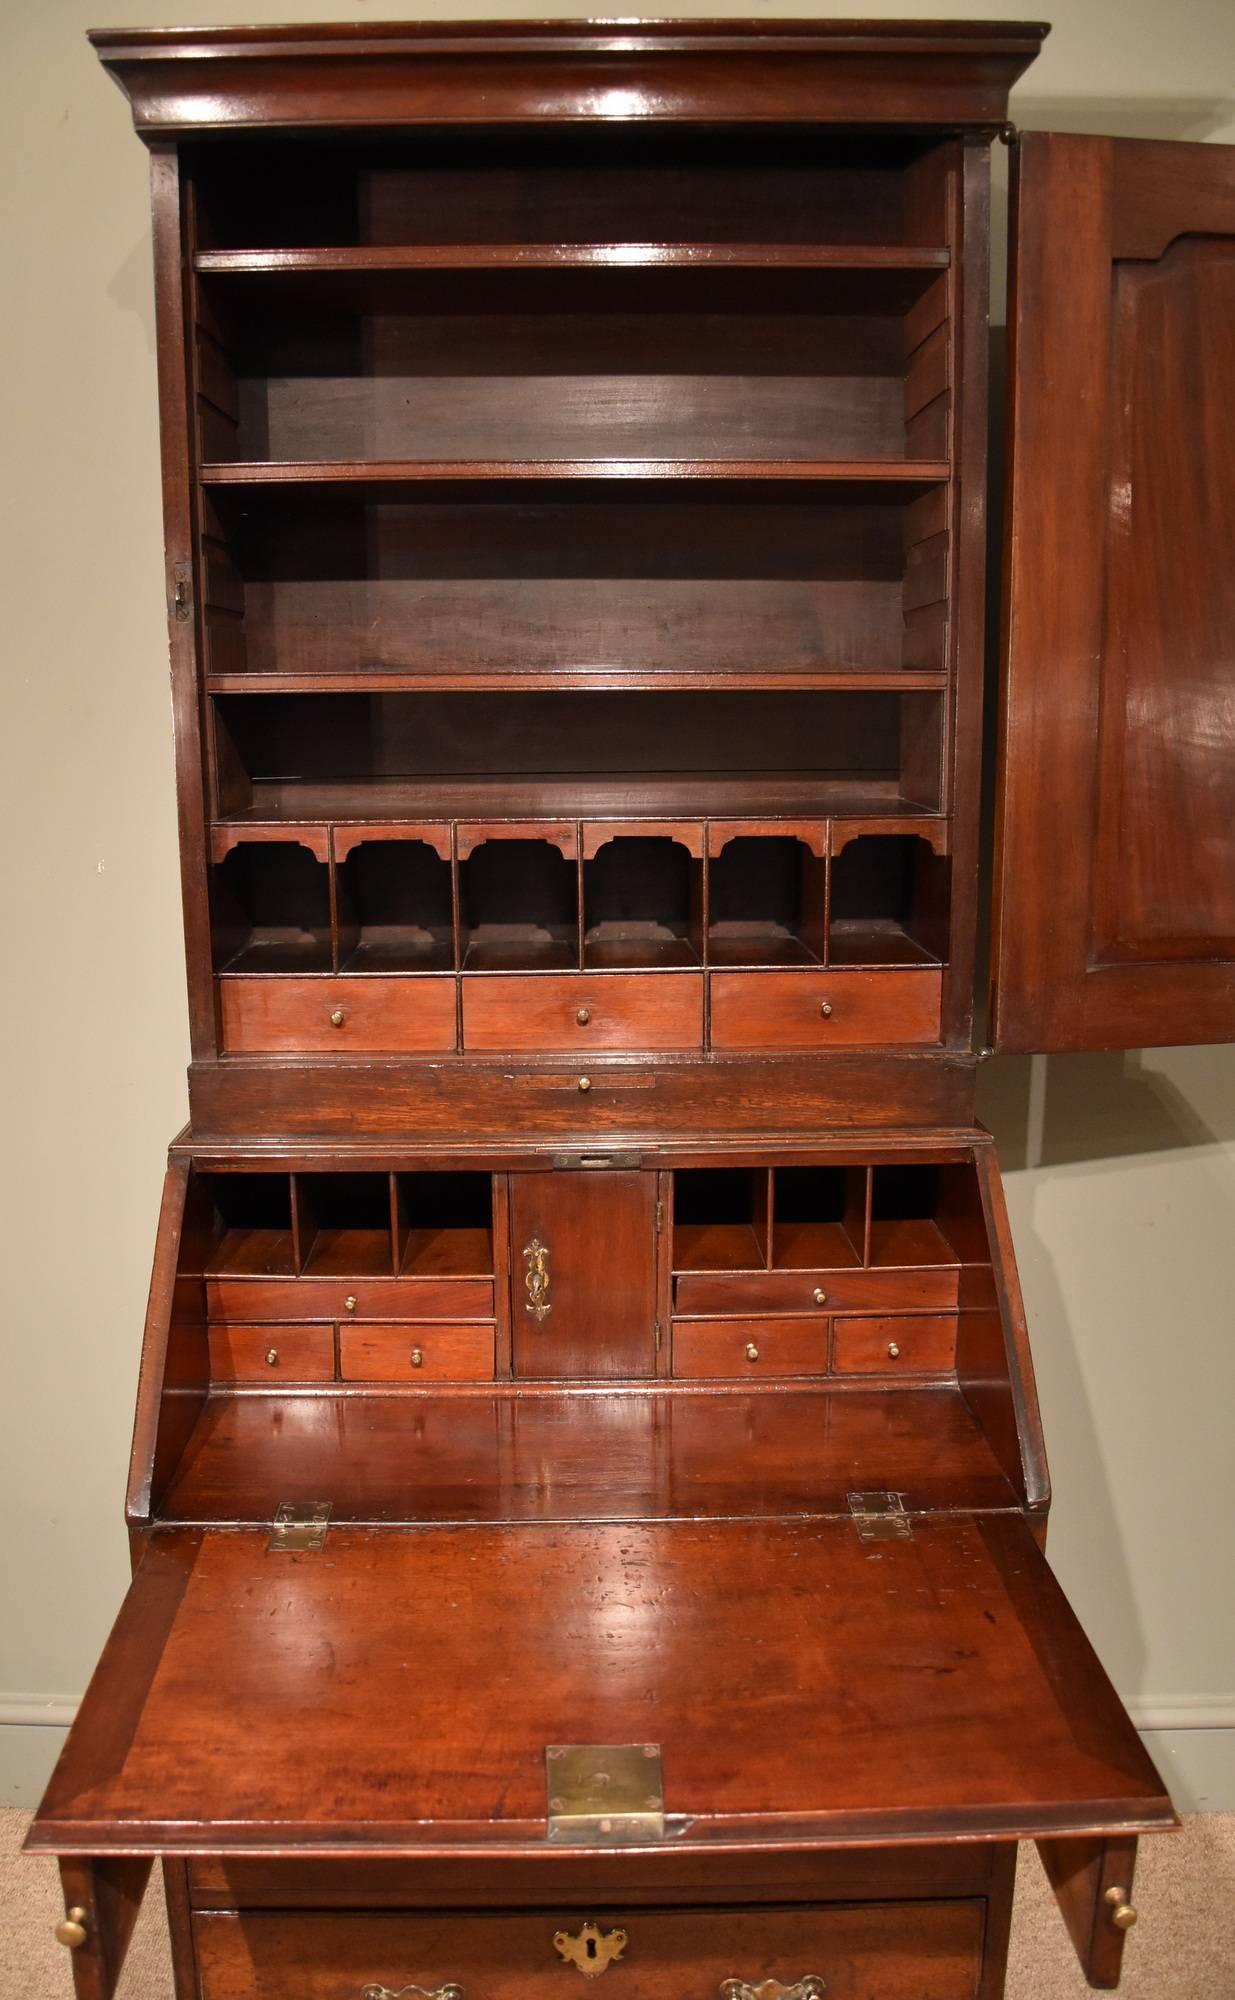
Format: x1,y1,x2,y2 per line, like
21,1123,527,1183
339,1322,495,1383
833,1313,958,1376
672,1318,829,1380
205,1277,494,1320
194,1901,984,2000
463,973,703,1052
219,975,458,1054
709,969,942,1050
208,1323,335,1384
674,1266,959,1317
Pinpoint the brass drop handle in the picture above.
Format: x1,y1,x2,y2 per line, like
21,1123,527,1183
720,1979,827,2000
264,1347,279,1367
345,1295,358,1313
813,1287,828,1306
524,1237,551,1320
330,1007,346,1028
745,1341,760,1363
1105,1886,1138,1931
361,1986,465,2000
55,1907,88,1951
576,1006,591,1025
819,1000,833,1018
888,1342,901,1359
410,1346,424,1369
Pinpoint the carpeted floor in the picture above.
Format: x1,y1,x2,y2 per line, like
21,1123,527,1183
3,1810,1234,1998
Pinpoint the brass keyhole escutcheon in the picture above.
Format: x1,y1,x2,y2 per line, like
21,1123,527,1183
264,1347,279,1367
554,1923,629,1980
329,1008,346,1028
55,1907,88,1951
410,1346,424,1369
524,1237,551,1320
576,1006,591,1025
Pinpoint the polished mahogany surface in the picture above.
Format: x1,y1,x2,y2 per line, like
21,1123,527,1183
30,1513,1172,1855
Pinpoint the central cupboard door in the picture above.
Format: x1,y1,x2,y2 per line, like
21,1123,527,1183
509,1170,658,1378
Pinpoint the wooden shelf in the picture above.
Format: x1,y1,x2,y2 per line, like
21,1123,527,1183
223,776,944,825
200,458,951,490
206,669,949,696
195,243,951,275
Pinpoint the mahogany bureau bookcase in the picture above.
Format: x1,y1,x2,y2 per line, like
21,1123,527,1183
27,19,1235,2000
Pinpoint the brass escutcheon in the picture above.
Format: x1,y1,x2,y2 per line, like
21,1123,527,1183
524,1237,551,1320
553,1923,629,1979
720,1980,828,2000
361,1987,465,2000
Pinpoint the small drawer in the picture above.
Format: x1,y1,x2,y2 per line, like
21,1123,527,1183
194,1900,984,2000
833,1313,958,1375
709,968,942,1050
219,975,458,1055
672,1317,829,1380
205,1277,494,1321
463,972,703,1052
338,1322,495,1383
208,1323,335,1384
674,1266,959,1317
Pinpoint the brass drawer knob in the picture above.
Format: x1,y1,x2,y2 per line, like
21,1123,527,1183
264,1347,279,1367
578,1075,592,1092
55,1908,88,1951
330,1007,346,1028
1105,1887,1138,1931
576,1006,591,1025
345,1295,358,1313
410,1346,424,1369
745,1341,760,1362
887,1341,901,1359
813,1287,827,1306
819,1000,833,1018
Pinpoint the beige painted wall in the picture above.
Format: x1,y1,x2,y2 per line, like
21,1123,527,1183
2,0,1233,1808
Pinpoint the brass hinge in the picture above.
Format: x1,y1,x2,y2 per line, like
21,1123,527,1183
848,1491,911,1542
654,1199,665,1233
654,1318,662,1357
268,1500,331,1552
546,1744,665,1845
171,560,192,621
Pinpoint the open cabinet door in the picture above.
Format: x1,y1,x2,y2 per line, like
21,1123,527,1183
992,132,1235,1053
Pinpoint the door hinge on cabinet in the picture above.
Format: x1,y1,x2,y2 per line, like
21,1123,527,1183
171,561,192,621
848,1492,911,1542
654,1200,665,1233
268,1501,331,1552
654,1318,662,1356
546,1744,665,1844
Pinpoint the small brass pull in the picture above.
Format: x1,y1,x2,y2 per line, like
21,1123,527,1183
720,1980,827,2000
264,1347,279,1367
330,1008,346,1028
554,1923,629,1979
345,1295,358,1313
410,1346,424,1369
887,1342,901,1359
1105,1887,1138,1931
578,1075,592,1092
524,1237,551,1320
819,1000,833,1018
813,1287,827,1306
576,1006,591,1025
55,1908,88,1951
745,1341,760,1362
361,1986,465,2000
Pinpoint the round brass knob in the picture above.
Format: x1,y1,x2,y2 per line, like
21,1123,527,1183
819,1000,833,1018
410,1346,424,1369
1105,1888,1138,1931
55,1909,88,1951
576,1006,591,1025
745,1342,760,1363
264,1347,279,1367
813,1287,828,1306
888,1341,901,1359
329,1008,345,1028
578,1076,592,1092
344,1295,358,1313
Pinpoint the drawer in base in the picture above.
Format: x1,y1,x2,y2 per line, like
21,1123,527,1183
194,1901,985,2000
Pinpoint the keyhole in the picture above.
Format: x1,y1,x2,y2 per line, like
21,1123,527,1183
586,1939,597,1960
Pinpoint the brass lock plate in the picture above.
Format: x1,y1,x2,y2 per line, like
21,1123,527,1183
546,1743,665,1844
